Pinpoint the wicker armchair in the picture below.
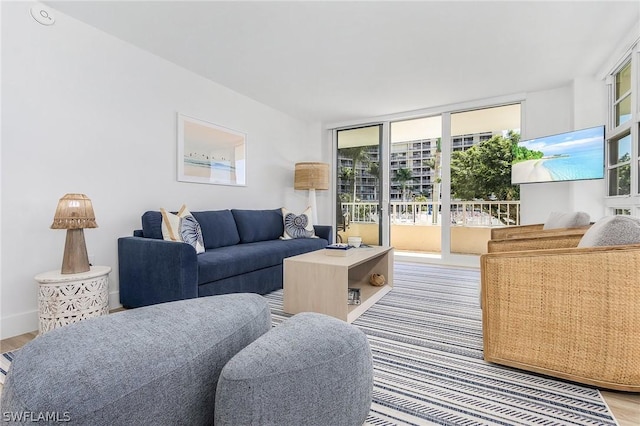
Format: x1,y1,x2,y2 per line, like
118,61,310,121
481,244,640,391
487,229,587,253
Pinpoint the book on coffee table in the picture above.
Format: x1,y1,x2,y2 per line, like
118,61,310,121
325,243,355,257
348,288,361,305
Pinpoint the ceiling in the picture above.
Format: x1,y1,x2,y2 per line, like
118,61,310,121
46,1,639,124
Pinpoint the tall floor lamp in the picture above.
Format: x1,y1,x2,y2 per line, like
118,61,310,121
51,193,98,274
294,162,329,224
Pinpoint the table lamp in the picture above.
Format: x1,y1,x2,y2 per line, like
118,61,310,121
51,193,98,274
294,162,329,223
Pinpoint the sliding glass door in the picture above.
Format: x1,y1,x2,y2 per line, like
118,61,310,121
336,125,383,246
332,101,522,259
449,104,521,254
388,116,442,254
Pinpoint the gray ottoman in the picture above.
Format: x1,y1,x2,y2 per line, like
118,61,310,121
215,312,373,426
1,293,271,425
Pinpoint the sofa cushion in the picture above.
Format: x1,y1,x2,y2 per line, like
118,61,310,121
231,209,284,243
543,211,590,230
578,215,640,247
282,207,316,239
142,210,241,249
161,205,205,254
192,210,240,249
198,238,327,284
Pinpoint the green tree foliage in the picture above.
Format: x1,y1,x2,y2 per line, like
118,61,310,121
512,136,544,164
614,153,631,195
394,167,413,200
338,167,354,202
339,146,370,202
451,131,539,201
368,162,380,179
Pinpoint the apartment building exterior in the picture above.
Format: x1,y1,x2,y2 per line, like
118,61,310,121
338,131,496,201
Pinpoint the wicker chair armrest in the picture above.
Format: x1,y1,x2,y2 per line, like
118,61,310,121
490,224,544,240
487,233,583,253
491,224,591,240
505,225,590,240
481,244,640,391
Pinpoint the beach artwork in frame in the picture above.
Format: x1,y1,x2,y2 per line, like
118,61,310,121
177,113,246,186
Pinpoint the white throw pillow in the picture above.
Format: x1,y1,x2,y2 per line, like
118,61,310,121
281,207,316,239
578,215,640,247
543,211,590,230
160,205,205,254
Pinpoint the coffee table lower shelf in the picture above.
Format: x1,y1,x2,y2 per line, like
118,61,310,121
346,282,392,323
283,246,394,323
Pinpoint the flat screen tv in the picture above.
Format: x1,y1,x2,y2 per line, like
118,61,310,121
511,125,605,184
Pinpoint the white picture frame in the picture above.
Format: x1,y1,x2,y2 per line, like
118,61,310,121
177,113,246,186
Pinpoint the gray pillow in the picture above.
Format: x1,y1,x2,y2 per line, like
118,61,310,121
578,215,640,247
543,211,590,230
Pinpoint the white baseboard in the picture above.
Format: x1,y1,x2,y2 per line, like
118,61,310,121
1,291,122,341
0,310,39,341
109,290,122,310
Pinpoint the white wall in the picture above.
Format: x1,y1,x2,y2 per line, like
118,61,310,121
570,76,607,220
520,78,607,224
1,3,323,338
520,86,573,224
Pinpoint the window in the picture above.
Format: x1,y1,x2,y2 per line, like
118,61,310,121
608,131,631,196
614,208,631,215
615,62,631,126
606,43,638,204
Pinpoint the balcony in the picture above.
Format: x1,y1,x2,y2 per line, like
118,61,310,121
338,201,520,255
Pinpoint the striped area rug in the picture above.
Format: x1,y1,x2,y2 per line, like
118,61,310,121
0,351,16,388
264,262,618,426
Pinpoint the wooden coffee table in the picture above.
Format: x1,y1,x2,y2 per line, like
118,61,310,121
283,246,393,323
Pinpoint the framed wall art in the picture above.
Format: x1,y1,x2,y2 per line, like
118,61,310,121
177,113,247,186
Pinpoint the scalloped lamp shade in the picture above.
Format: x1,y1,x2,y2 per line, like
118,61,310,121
51,194,98,274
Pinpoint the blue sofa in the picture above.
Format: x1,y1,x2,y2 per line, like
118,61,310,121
118,208,331,308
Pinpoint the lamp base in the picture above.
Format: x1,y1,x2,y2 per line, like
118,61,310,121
308,188,318,224
61,229,90,274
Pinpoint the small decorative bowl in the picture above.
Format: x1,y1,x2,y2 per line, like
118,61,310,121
348,236,362,248
369,273,385,286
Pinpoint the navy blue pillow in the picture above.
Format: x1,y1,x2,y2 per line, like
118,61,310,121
141,211,163,239
231,209,284,243
192,210,240,249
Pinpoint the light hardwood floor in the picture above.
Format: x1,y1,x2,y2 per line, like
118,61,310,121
1,329,638,424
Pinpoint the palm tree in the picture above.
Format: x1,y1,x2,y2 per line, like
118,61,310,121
339,146,370,214
423,138,441,224
368,162,380,198
338,167,354,201
394,167,413,201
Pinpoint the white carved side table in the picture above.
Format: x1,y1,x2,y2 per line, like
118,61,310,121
35,265,111,334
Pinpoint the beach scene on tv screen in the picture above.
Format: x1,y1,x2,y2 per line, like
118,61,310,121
511,127,604,184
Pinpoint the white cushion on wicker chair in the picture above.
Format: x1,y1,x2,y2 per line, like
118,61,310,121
578,215,640,247
543,211,590,230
